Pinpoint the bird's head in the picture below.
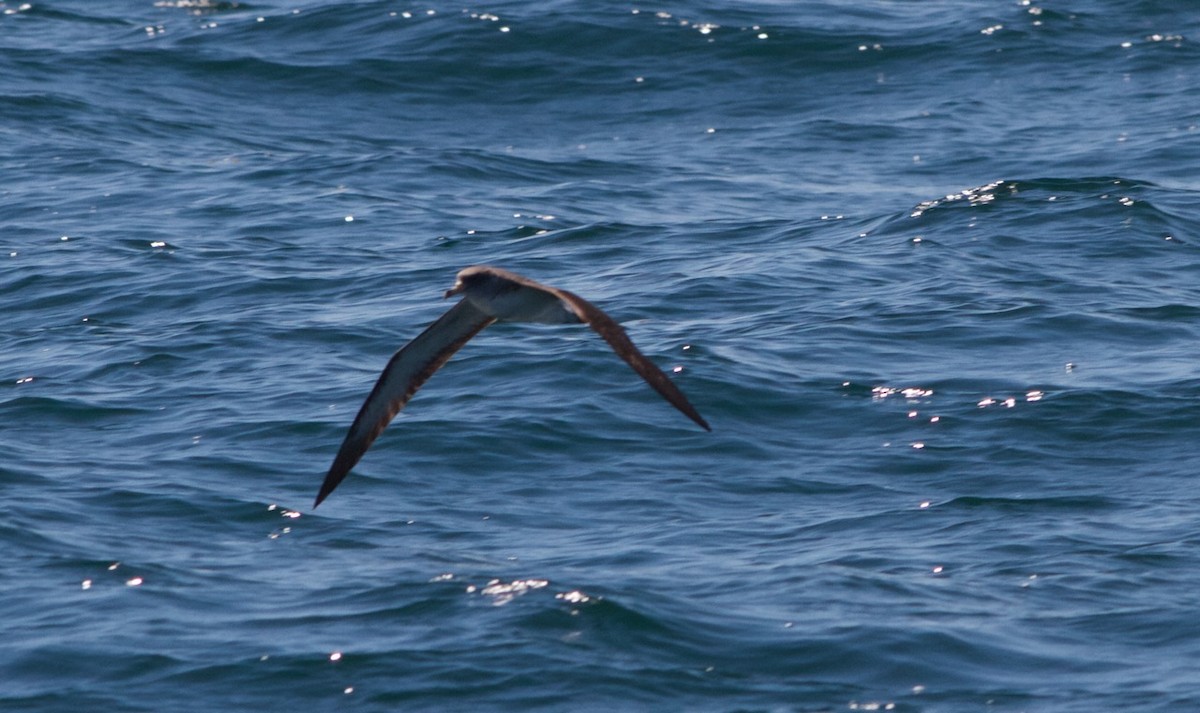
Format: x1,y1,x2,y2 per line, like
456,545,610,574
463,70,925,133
444,265,494,299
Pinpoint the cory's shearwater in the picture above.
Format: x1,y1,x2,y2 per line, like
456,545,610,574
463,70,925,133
313,265,710,508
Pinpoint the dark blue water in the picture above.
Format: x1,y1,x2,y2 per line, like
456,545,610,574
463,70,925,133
4,1,1200,711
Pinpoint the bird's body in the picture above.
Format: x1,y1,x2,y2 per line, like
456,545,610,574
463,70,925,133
450,266,580,324
313,265,709,508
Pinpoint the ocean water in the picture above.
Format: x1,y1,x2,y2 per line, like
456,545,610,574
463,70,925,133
4,1,1200,710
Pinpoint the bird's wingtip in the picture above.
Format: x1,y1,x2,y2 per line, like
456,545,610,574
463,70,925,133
312,486,331,510
312,467,344,510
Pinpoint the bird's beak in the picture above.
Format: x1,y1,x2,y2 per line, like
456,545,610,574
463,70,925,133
444,281,463,299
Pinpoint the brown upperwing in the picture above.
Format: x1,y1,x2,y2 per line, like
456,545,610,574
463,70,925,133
315,299,496,507
551,287,711,432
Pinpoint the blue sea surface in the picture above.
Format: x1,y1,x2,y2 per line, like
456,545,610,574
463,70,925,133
4,1,1200,711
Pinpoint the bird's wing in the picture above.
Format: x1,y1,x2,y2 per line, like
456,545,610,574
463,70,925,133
314,299,496,507
552,288,711,432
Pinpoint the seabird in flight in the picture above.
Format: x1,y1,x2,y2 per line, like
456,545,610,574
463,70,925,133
313,265,710,508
